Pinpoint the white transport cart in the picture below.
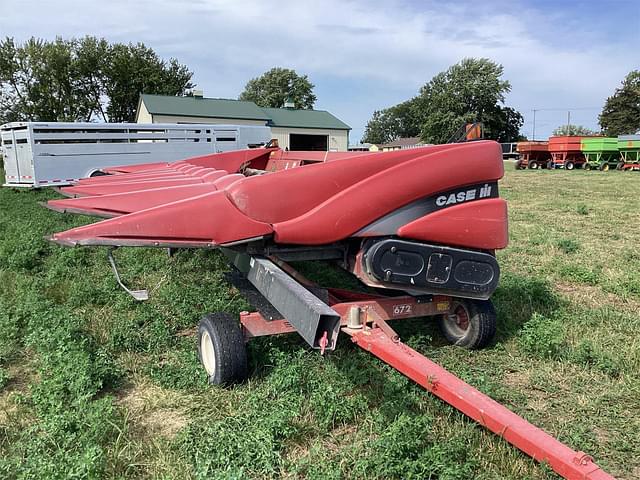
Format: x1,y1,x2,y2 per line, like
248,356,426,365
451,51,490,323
1,122,272,188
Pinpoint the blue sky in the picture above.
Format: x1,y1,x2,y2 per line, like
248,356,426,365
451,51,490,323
0,0,638,142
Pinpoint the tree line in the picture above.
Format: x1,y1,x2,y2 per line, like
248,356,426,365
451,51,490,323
0,37,194,123
362,59,640,145
1,37,638,142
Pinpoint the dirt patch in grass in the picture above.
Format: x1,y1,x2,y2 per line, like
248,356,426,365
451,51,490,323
116,378,189,439
0,360,37,429
555,281,640,312
503,370,550,413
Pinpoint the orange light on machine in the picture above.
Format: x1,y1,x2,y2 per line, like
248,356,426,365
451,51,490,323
465,123,483,141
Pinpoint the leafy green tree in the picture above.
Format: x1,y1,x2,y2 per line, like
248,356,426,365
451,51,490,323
103,42,193,122
552,124,597,136
599,70,640,136
0,37,98,122
416,58,522,144
239,67,316,109
0,36,193,123
362,58,522,145
362,98,422,144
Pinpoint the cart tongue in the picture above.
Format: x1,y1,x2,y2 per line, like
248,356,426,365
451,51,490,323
47,190,273,248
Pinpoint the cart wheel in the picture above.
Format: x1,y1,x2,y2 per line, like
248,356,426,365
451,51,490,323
438,299,496,350
616,162,624,170
599,163,609,171
89,170,108,177
528,161,538,170
583,163,591,171
565,161,575,170
197,312,248,385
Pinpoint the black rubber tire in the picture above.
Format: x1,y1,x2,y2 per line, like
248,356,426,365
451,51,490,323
528,161,538,170
197,312,248,385
583,163,591,171
565,161,574,170
438,299,496,350
616,162,624,170
89,170,108,177
598,162,609,171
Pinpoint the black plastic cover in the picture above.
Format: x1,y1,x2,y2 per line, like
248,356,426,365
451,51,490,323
363,239,499,299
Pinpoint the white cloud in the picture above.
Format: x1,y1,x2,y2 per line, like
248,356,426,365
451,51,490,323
0,0,637,139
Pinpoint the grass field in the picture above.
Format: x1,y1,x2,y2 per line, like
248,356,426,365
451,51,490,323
0,164,639,479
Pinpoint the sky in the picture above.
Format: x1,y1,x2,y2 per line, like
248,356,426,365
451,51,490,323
0,0,638,142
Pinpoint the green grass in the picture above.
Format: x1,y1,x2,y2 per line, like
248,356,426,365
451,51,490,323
1,165,639,479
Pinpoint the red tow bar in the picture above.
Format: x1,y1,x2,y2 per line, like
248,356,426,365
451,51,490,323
346,327,615,480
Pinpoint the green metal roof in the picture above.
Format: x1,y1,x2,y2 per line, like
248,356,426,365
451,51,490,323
139,94,350,130
261,107,350,130
140,94,270,121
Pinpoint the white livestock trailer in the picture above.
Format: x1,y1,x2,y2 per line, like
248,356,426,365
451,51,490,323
1,122,272,188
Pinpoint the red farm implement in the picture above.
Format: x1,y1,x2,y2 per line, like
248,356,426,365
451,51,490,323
548,136,588,170
515,141,551,169
44,143,615,480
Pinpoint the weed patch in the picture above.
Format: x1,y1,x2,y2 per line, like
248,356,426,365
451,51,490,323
556,238,580,254
519,313,566,359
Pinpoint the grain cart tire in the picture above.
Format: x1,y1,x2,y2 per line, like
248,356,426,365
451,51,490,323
616,162,625,170
438,299,496,350
583,163,591,171
565,161,575,170
89,170,109,177
198,312,248,385
528,161,538,170
599,163,609,171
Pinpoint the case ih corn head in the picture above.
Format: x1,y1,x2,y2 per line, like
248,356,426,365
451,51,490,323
45,142,614,480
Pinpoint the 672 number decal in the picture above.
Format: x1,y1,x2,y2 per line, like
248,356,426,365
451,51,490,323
392,304,412,316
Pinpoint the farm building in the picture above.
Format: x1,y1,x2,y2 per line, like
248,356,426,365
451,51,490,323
136,93,351,151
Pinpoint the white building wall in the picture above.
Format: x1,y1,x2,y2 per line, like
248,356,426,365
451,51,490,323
271,127,349,151
136,102,349,151
136,102,153,123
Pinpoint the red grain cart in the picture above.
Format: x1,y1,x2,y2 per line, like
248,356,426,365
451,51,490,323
548,136,587,170
515,141,551,169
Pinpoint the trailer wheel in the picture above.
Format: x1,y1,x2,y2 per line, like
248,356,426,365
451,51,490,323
528,161,538,169
197,312,248,385
616,162,624,170
89,170,108,177
599,162,609,171
583,163,591,171
438,299,496,350
565,161,575,170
